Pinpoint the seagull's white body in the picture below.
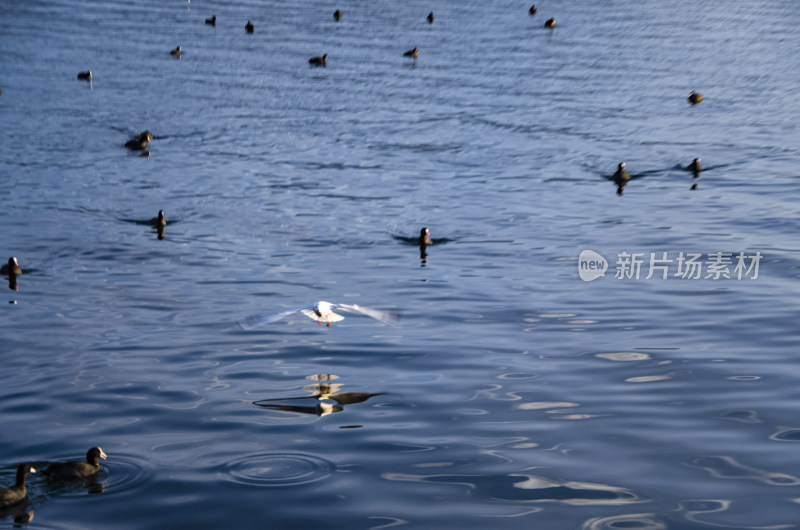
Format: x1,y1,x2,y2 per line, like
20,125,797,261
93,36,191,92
239,301,398,329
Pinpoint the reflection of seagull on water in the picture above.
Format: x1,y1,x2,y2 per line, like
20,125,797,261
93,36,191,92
239,301,399,329
253,385,385,417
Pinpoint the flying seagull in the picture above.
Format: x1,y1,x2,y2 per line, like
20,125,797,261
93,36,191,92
239,301,399,329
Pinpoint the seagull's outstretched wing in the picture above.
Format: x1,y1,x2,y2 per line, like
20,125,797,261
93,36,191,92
238,304,315,330
331,303,400,326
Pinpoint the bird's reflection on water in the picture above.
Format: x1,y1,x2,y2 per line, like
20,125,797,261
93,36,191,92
0,500,32,526
253,375,385,417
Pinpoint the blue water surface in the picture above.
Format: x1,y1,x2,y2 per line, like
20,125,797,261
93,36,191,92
1,0,800,528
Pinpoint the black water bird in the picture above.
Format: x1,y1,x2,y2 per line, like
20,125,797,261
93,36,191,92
419,227,433,246
687,158,704,177
0,464,36,508
612,162,630,195
41,448,107,482
612,162,630,184
529,5,537,15
205,15,216,25
149,210,167,227
544,18,555,27
77,71,92,81
427,12,435,23
125,130,153,151
1,257,22,276
333,9,342,21
245,20,254,33
403,47,419,58
688,91,703,104
419,227,433,262
170,45,181,56
309,54,328,67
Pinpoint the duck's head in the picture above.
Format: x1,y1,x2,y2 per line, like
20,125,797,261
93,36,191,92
87,447,107,463
618,162,626,170
322,54,329,61
420,227,430,238
16,463,35,483
8,257,19,269
157,210,166,224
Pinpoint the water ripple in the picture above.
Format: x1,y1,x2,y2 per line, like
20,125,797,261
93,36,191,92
221,452,335,487
686,456,800,486
582,513,667,530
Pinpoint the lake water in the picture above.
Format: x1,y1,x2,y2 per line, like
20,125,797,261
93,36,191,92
2,0,800,528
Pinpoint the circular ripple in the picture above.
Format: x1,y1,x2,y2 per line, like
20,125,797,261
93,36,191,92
583,513,666,530
97,453,153,496
223,453,335,487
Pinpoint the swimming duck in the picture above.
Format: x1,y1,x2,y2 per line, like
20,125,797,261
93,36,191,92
427,12,435,23
333,9,342,21
41,448,107,482
245,20,254,33
688,158,703,176
77,71,92,81
125,130,153,150
544,18,555,27
1,257,22,276
688,91,703,104
170,45,181,56
205,15,216,25
612,162,630,185
529,4,537,15
419,227,433,246
0,464,35,508
309,54,328,67
149,210,166,227
239,301,399,329
403,47,419,58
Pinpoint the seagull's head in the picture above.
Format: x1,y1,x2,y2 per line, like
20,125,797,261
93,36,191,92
313,301,333,317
